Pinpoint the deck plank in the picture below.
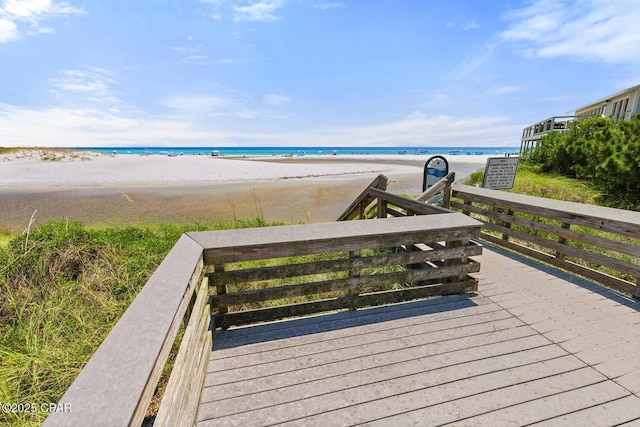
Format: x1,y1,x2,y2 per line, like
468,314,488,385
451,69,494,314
197,244,640,426
528,395,640,426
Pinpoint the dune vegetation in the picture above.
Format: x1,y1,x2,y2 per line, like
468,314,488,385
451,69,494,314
0,218,277,426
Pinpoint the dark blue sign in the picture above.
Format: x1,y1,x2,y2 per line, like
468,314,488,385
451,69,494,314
423,155,449,192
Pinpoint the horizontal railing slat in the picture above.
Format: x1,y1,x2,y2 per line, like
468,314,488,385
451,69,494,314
207,243,482,285
481,221,640,277
213,260,481,307
369,187,451,215
453,185,640,237
216,278,478,328
451,200,640,259
189,214,481,264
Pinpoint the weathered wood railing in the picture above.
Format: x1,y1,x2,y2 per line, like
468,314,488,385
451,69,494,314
198,214,482,329
338,172,455,220
44,214,482,426
452,184,640,299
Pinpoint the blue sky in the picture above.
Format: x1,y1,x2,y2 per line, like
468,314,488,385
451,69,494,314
1,0,639,148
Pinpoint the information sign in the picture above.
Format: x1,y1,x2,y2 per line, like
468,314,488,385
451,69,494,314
423,156,449,192
482,156,519,190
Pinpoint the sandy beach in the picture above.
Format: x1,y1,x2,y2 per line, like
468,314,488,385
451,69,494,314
0,151,488,234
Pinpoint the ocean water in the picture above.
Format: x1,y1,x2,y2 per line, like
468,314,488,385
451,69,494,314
83,146,519,157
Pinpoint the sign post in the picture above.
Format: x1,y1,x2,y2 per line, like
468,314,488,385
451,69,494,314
423,155,449,192
482,156,519,190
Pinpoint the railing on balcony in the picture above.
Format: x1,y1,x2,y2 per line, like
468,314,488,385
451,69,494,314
452,184,640,299
44,211,482,427
521,115,578,141
519,115,580,157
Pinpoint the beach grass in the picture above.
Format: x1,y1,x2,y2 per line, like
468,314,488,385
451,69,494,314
0,147,101,162
0,217,280,427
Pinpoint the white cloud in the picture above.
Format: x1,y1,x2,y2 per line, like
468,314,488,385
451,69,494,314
0,17,17,41
460,19,479,31
0,0,84,42
29,25,55,34
0,103,213,146
198,0,286,23
446,18,481,31
501,0,640,65
486,85,523,95
313,2,343,10
0,97,523,147
263,93,290,106
160,94,259,118
448,42,495,79
49,67,121,106
215,56,251,64
300,113,521,147
0,101,521,148
3,0,53,18
233,1,284,22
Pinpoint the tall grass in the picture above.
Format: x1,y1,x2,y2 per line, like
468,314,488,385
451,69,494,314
464,163,602,204
0,217,278,426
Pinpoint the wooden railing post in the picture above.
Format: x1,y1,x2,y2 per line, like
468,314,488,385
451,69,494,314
462,200,472,216
348,250,361,310
214,263,229,329
442,181,452,209
377,198,387,218
501,209,513,241
556,222,571,259
444,238,470,283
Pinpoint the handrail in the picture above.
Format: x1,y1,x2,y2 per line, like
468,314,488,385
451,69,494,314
338,172,455,221
43,214,483,426
43,235,205,427
452,184,640,298
337,174,388,220
416,171,455,205
192,214,482,328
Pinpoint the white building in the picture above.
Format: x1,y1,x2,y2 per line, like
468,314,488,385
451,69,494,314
575,84,640,121
520,84,640,155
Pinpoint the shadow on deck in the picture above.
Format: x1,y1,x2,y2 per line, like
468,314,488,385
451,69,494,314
199,244,640,426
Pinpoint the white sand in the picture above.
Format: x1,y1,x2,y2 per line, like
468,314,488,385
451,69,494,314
0,151,490,187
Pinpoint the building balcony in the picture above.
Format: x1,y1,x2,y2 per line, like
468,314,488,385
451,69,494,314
521,115,580,142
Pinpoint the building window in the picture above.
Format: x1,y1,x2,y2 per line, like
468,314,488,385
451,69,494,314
620,97,629,120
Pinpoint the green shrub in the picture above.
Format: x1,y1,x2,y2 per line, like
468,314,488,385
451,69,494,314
523,115,640,210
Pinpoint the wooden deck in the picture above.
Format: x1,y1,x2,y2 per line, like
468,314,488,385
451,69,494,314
198,244,640,426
